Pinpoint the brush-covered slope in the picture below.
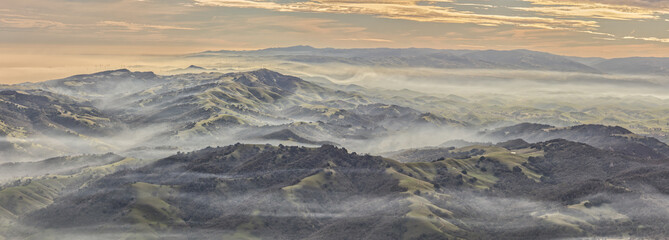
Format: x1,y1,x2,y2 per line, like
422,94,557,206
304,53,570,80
387,138,669,238
28,69,160,102
0,90,121,161
258,129,337,146
25,144,444,239
270,103,464,144
99,69,459,143
0,153,124,181
0,155,143,238
0,90,118,136
2,69,461,160
484,123,669,159
123,69,363,127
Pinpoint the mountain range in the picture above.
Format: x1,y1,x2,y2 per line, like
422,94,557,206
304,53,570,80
2,129,669,238
1,69,467,162
1,62,669,239
197,46,669,75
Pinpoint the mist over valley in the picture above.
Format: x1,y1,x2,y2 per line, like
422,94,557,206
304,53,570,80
1,46,669,239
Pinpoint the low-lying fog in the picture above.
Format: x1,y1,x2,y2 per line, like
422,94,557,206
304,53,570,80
2,51,669,165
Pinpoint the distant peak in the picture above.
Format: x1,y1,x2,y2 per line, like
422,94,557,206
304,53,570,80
187,65,205,69
0,90,19,95
101,68,156,77
61,68,157,80
83,69,133,77
96,69,131,74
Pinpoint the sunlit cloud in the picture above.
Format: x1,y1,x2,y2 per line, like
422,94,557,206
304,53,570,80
0,17,68,29
244,16,366,34
578,30,615,37
194,0,599,30
564,0,669,9
0,16,196,33
623,35,669,43
190,0,669,52
450,3,496,9
96,21,196,32
516,5,655,20
336,38,393,42
521,0,665,20
1,0,669,85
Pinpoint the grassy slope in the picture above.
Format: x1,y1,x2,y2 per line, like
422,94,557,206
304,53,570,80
0,157,146,237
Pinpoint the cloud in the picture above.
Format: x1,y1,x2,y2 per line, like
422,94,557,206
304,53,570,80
96,20,195,32
623,35,669,43
566,0,669,9
194,0,599,30
0,16,196,33
243,16,366,34
336,38,393,42
0,17,68,29
520,0,665,20
191,0,669,47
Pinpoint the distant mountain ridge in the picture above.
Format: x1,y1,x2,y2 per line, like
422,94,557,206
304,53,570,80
198,46,669,75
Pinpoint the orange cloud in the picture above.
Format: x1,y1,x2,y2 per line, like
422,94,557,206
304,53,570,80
0,17,68,29
522,0,667,20
563,0,669,9
97,21,196,32
336,38,393,42
195,0,599,30
623,35,669,43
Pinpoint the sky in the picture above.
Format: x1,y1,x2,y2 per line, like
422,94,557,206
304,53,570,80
1,0,669,83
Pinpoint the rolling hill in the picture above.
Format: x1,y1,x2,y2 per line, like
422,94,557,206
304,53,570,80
483,123,669,160
0,89,121,161
0,69,471,161
2,136,666,239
